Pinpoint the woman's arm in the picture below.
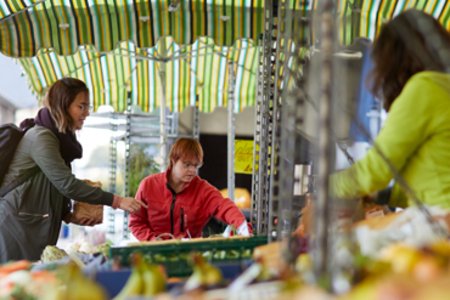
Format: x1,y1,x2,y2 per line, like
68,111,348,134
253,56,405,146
30,128,146,214
30,128,114,205
203,183,251,234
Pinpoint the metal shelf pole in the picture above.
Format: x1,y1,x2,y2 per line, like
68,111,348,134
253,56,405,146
311,1,336,287
251,0,275,236
227,62,236,201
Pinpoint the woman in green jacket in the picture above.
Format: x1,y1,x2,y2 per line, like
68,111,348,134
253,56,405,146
332,9,450,209
0,78,145,262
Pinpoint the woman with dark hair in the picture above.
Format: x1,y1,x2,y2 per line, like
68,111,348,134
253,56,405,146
129,137,251,241
332,9,450,209
0,77,145,262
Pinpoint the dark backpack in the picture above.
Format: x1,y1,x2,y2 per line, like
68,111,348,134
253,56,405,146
0,123,40,197
0,123,25,186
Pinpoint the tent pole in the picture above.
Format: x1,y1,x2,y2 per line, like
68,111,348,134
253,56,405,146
227,61,236,202
159,40,168,170
311,0,335,289
193,94,200,139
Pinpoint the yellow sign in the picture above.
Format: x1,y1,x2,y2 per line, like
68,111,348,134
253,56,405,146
234,140,254,174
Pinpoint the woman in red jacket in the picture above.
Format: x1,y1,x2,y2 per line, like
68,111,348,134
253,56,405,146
129,137,251,240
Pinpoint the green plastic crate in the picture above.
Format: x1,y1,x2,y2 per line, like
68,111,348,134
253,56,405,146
110,236,268,277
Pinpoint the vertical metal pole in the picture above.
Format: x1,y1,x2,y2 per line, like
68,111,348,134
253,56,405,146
270,0,292,241
227,62,236,201
193,94,200,139
252,0,275,236
251,39,264,233
171,111,179,137
123,92,132,240
159,39,169,170
312,1,335,288
108,113,118,241
159,65,168,170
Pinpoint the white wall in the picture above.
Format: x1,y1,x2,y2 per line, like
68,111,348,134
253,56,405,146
14,107,39,125
0,99,15,124
178,106,255,136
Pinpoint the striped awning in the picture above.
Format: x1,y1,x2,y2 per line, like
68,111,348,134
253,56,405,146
0,0,264,57
18,37,259,113
1,0,263,113
337,0,450,45
3,0,450,113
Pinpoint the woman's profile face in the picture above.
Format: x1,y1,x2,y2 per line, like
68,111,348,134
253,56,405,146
68,91,90,130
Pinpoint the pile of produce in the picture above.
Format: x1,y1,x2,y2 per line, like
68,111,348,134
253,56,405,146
0,260,107,300
114,252,166,300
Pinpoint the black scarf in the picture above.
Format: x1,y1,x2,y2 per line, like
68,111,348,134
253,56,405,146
21,107,82,166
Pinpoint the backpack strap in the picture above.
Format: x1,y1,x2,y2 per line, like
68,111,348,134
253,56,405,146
0,166,40,197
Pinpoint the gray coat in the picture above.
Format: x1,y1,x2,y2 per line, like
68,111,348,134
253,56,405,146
0,125,113,262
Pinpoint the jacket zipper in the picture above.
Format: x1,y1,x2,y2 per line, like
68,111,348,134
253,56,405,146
180,207,184,233
168,187,177,235
18,212,49,218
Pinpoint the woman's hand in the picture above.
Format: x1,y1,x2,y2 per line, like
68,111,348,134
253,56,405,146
63,213,101,226
113,195,148,213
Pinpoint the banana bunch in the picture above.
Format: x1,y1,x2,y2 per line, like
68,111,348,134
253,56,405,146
114,253,166,300
184,253,223,291
43,261,107,300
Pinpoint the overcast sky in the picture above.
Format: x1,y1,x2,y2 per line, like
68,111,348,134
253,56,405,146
0,53,37,109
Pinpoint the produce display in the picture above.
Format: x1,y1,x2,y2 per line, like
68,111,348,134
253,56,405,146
0,205,449,300
110,236,268,277
113,253,166,300
40,246,68,263
183,253,224,291
0,260,107,300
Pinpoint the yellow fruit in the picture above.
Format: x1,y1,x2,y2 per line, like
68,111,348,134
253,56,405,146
45,262,107,300
220,188,251,209
412,255,442,282
429,239,450,257
113,254,145,300
184,253,223,291
375,275,417,300
142,263,166,297
296,254,313,274
380,244,422,273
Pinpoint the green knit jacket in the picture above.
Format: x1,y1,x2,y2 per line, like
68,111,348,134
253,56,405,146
332,71,450,209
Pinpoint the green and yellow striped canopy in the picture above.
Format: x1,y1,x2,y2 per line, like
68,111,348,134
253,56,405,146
18,37,259,113
0,0,264,112
0,0,265,57
357,0,450,42
2,0,450,113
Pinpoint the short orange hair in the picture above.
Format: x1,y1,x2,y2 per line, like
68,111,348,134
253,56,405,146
168,138,204,169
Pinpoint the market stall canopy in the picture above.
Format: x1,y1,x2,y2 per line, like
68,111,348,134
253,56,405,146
2,0,448,112
0,0,264,56
354,0,450,42
0,0,265,113
19,37,259,112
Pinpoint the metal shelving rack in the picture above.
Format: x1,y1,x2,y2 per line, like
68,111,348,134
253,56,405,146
251,0,276,236
227,62,236,201
108,114,118,238
272,2,314,242
251,0,312,240
269,0,298,241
